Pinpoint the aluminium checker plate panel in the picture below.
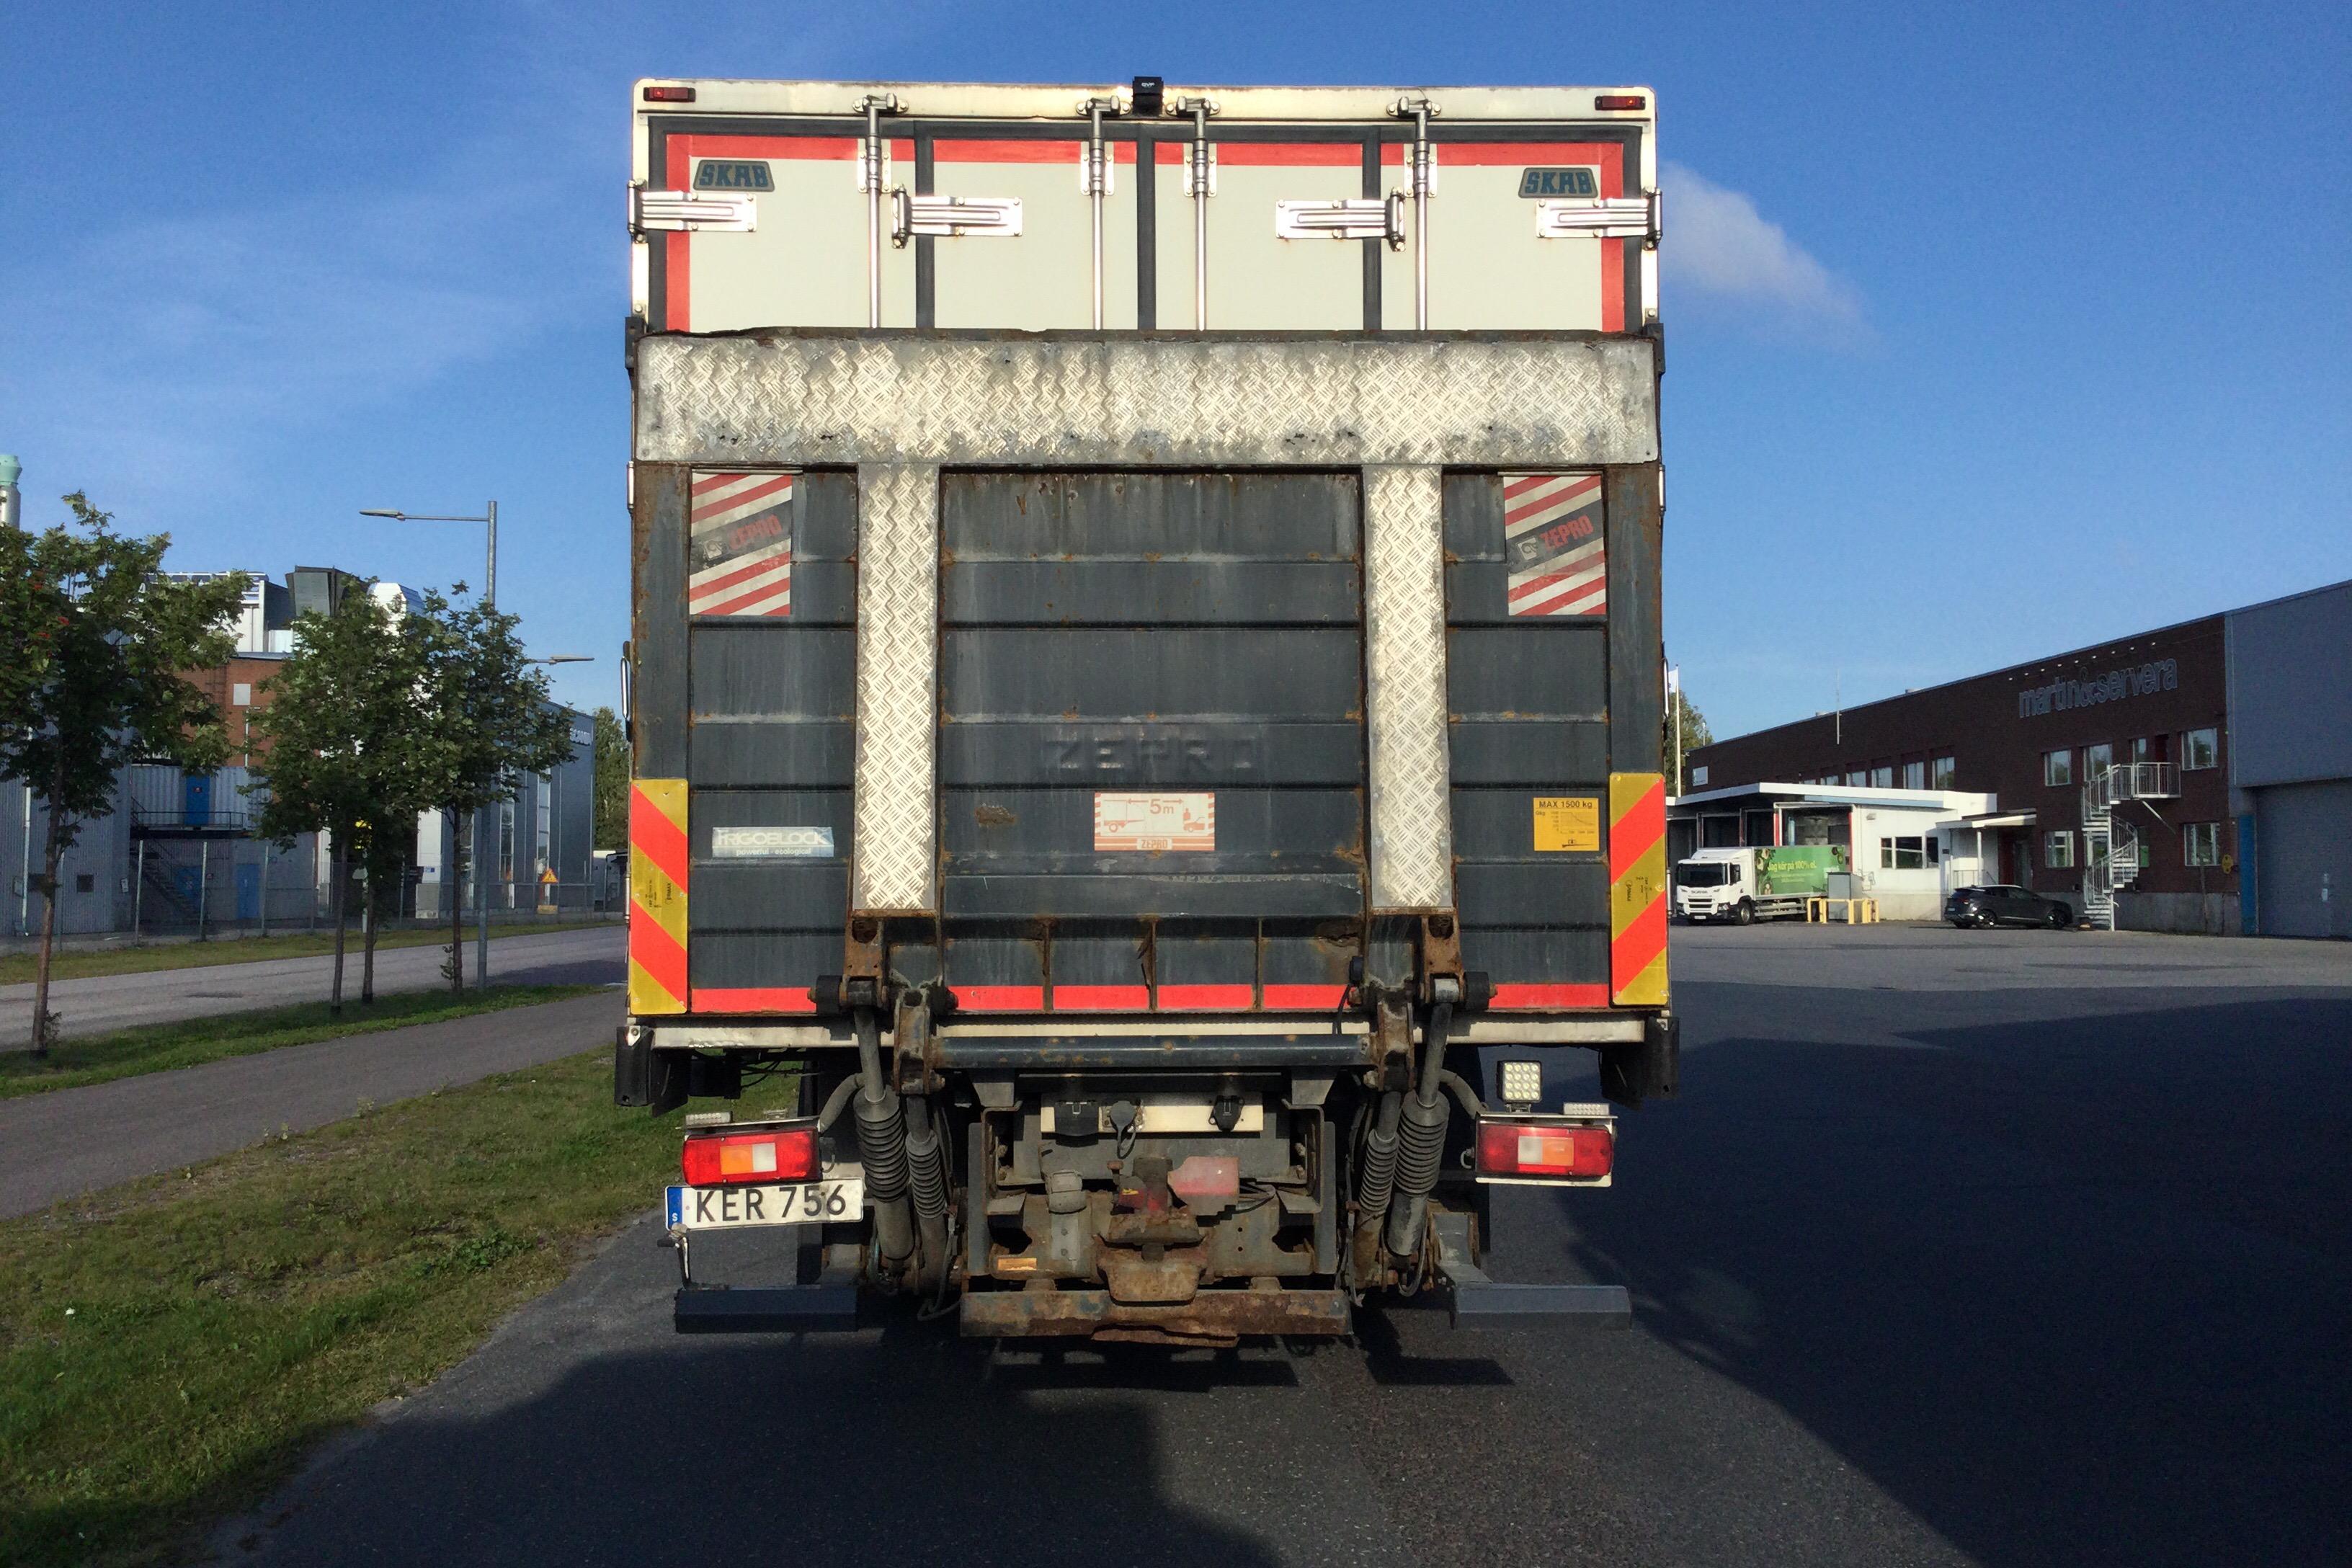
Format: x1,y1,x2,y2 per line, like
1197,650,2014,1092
634,331,1657,469
636,330,1657,923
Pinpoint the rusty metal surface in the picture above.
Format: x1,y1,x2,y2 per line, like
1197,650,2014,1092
958,1286,1353,1340
634,331,1660,468
1363,465,1456,912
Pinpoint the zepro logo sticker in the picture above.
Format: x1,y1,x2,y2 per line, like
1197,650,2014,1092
693,160,774,192
1518,166,1601,199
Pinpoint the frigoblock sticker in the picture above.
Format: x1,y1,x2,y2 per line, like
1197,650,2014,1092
1094,793,1216,852
1502,472,1606,618
689,471,795,618
710,825,834,859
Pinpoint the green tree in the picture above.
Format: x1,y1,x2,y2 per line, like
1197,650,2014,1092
592,705,628,851
248,589,437,1013
1667,689,1714,794
0,494,248,1054
412,589,576,990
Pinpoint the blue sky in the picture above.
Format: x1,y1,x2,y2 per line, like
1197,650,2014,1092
2,1,2346,735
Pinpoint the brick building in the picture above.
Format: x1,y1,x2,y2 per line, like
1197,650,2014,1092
1688,613,2236,933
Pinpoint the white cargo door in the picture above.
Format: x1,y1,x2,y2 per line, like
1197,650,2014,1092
1154,142,1365,331
930,138,1135,329
1381,141,1636,331
655,133,915,331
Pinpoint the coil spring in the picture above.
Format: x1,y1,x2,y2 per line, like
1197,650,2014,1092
906,1115,949,1221
1357,1121,1400,1219
1384,1093,1451,1257
855,1094,912,1204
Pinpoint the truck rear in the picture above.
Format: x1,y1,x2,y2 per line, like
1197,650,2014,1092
615,77,1676,1345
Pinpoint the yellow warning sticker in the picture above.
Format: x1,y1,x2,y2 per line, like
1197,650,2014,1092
1533,796,1600,853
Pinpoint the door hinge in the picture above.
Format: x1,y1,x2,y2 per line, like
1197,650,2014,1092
631,184,757,235
1535,189,1661,245
890,191,1023,245
1275,192,1407,249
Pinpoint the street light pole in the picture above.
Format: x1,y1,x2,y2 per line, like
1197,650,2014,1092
360,502,497,983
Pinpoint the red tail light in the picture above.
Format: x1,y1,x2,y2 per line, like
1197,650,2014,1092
642,84,697,104
1595,94,1648,112
1476,1118,1614,1181
681,1124,817,1187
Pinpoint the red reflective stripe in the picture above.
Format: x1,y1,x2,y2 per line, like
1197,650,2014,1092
1613,896,1669,989
1053,984,1150,1011
1157,984,1255,1012
629,906,687,999
630,786,690,891
950,985,1045,1012
1383,141,1622,166
1514,580,1607,619
688,551,793,600
932,138,1082,162
690,473,793,513
1603,237,1625,332
1489,982,1611,1010
694,572,795,618
690,986,814,1014
1608,778,1665,880
1154,142,1358,166
1262,984,1347,1010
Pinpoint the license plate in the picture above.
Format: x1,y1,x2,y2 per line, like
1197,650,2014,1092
664,1179,863,1231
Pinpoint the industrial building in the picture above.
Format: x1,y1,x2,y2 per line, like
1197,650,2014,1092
1685,578,2351,936
1,566,597,942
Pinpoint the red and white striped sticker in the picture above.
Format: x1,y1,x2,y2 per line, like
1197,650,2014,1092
688,471,795,618
1502,473,1605,618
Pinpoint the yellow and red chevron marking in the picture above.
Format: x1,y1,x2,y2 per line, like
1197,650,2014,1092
1608,771,1668,1007
628,779,690,1015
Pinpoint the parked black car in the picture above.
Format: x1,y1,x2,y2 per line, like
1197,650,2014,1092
1946,885,2076,929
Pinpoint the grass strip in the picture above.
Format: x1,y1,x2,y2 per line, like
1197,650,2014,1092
0,1047,692,1568
0,985,607,1100
0,920,619,986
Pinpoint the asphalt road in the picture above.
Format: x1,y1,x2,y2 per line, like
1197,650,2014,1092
219,926,2352,1567
0,924,623,1043
0,989,623,1218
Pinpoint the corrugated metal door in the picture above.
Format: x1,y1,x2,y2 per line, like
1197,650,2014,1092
684,470,858,1012
937,472,1365,1012
1445,472,1614,1007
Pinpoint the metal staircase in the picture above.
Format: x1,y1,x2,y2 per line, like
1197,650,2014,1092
2081,789,2116,930
2081,763,2170,931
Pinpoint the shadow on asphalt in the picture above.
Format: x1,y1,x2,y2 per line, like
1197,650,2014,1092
1523,991,2352,1568
241,1329,1291,1566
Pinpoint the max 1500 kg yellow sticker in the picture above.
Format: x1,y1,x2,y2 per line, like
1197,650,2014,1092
1532,796,1600,853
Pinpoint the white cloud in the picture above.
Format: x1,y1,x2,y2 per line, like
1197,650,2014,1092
1662,163,1867,343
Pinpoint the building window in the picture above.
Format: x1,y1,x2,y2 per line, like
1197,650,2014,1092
1880,835,1928,870
231,682,251,706
1845,770,1868,788
1931,755,1956,790
1870,765,1894,788
2183,821,2222,867
2183,727,2218,770
1902,760,1925,790
2085,741,2113,780
1690,765,1709,786
2046,830,2076,868
76,873,96,894
2129,735,2166,766
2043,749,2072,787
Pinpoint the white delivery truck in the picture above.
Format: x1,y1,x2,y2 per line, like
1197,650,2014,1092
618,75,1675,1345
1672,845,1848,924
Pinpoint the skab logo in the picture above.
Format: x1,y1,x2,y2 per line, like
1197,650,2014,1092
1518,166,1600,199
693,160,774,192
